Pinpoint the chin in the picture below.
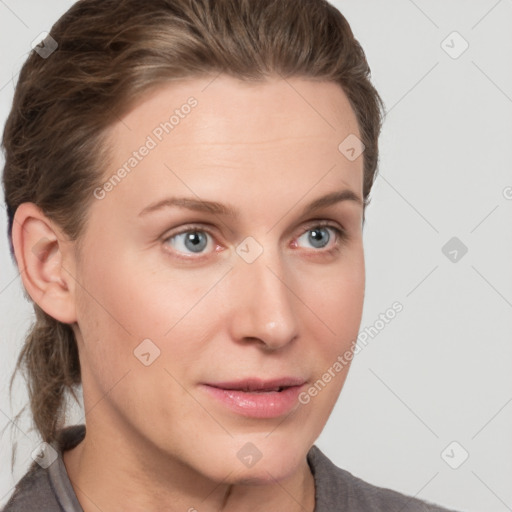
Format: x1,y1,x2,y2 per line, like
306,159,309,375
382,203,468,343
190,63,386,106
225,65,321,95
195,434,309,485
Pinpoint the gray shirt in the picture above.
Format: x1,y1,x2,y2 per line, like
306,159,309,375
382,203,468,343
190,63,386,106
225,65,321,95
2,425,459,511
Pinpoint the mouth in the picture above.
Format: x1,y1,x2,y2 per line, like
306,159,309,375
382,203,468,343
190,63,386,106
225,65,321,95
201,377,307,418
205,377,306,392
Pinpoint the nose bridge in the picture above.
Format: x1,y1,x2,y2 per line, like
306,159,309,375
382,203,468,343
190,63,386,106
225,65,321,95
229,242,299,349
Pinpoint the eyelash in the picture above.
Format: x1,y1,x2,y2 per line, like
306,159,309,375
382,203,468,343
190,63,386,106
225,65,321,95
162,220,348,260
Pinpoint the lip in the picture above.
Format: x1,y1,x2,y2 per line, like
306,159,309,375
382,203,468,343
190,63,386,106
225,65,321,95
201,377,306,419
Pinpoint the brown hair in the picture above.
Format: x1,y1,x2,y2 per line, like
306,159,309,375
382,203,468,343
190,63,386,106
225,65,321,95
2,0,384,446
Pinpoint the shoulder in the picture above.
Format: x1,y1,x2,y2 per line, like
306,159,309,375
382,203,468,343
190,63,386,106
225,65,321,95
307,445,460,512
1,462,59,512
2,425,86,512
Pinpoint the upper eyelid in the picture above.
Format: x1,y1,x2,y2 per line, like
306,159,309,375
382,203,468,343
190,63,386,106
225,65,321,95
164,219,344,239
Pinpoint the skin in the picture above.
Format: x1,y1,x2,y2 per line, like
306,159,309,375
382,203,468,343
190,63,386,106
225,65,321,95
13,75,366,512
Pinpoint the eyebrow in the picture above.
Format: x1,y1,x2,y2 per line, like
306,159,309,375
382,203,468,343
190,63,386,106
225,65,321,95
138,189,363,218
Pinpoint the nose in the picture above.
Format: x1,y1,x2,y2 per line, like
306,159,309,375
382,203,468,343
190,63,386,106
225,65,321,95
227,248,299,351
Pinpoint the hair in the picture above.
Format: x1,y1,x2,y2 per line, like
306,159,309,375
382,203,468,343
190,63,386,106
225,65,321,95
2,0,384,447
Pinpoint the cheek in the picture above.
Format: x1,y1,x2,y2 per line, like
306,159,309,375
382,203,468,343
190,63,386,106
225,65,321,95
296,245,365,392
73,251,158,376
306,247,365,332
77,251,178,339
300,254,364,416
74,251,222,373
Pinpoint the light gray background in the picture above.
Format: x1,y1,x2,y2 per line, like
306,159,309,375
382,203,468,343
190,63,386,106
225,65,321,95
1,1,511,511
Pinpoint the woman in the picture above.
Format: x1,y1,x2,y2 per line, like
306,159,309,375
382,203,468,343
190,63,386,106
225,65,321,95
2,0,459,510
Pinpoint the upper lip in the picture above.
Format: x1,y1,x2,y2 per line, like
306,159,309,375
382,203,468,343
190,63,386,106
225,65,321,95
205,377,306,392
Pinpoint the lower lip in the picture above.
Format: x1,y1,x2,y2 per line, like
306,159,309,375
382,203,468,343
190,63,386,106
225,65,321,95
201,384,305,419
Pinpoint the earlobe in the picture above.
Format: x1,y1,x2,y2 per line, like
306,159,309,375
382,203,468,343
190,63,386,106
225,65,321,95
11,202,78,324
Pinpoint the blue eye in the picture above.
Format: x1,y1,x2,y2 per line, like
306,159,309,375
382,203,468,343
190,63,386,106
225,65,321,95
296,226,339,250
163,222,345,260
165,230,212,255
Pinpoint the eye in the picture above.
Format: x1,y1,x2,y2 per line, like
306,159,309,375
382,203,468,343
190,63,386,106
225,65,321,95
295,222,345,251
162,221,347,260
164,228,215,256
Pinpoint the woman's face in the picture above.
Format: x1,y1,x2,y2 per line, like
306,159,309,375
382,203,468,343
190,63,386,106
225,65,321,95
70,75,365,484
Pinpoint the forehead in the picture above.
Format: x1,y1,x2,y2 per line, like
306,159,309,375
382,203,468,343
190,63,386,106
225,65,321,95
98,75,363,217
115,75,359,142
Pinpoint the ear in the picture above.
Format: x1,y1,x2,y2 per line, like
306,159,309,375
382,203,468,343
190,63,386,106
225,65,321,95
11,202,77,324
